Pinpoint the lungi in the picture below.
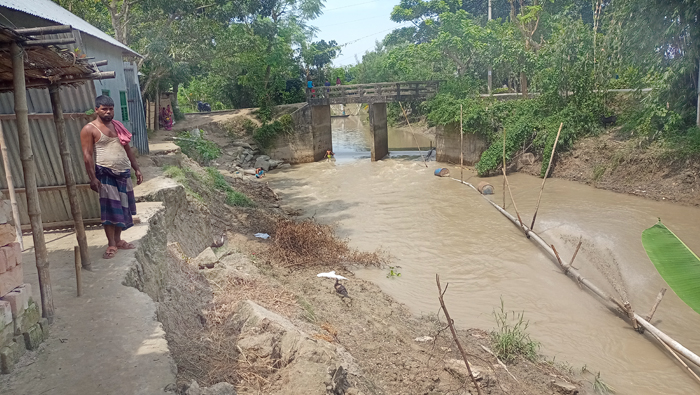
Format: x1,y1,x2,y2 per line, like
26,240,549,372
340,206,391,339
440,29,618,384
96,165,136,229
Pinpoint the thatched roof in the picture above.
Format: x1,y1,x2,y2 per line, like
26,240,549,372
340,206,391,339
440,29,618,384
0,24,113,92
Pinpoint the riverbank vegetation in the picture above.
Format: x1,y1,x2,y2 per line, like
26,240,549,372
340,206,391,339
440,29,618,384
344,0,700,176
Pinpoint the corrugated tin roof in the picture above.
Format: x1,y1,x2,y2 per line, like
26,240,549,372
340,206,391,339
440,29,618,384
0,0,140,56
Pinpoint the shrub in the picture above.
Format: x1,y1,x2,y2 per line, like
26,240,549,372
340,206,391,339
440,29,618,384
175,131,220,165
253,114,294,150
491,298,540,363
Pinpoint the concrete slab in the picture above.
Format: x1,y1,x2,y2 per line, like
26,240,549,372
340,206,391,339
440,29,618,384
0,201,177,395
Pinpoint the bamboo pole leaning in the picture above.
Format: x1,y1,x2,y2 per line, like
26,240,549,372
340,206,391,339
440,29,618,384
436,274,483,395
0,123,23,249
531,122,563,231
451,177,700,371
12,41,54,323
460,104,464,183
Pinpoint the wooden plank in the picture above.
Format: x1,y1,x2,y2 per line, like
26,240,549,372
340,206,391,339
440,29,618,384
20,216,141,232
0,183,92,194
0,113,93,121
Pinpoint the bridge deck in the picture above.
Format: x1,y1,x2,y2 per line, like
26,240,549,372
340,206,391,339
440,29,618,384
307,81,440,105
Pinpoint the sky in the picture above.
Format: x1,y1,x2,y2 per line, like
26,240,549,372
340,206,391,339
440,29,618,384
310,0,411,67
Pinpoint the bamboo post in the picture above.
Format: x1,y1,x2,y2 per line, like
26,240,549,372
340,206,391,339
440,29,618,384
569,238,583,269
650,332,700,385
0,123,23,249
436,274,483,395
49,85,91,270
502,129,506,208
451,177,700,371
645,288,667,322
12,41,54,323
74,246,82,297
460,104,464,183
501,167,526,231
530,122,563,231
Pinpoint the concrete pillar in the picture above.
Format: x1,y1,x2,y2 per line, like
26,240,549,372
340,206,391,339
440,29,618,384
369,102,388,161
311,105,332,161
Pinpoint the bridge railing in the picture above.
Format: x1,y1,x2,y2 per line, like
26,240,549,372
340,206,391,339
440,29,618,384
307,81,440,105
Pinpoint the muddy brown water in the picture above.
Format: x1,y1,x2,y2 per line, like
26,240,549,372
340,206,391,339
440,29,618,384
268,116,700,394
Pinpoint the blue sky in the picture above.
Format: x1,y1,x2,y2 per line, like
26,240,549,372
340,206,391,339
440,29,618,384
311,0,411,66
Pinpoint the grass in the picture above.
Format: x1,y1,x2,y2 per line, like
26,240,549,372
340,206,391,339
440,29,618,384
205,167,255,207
593,372,615,394
175,130,221,165
491,298,540,363
592,164,606,182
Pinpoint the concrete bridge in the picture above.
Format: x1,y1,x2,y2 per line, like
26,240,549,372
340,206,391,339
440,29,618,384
306,81,440,161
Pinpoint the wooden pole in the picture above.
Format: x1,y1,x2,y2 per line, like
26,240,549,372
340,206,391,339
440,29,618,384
74,246,82,297
452,177,700,371
49,85,91,270
0,123,23,249
650,332,700,385
12,41,54,323
502,129,506,208
501,167,526,231
530,122,563,231
645,288,667,322
460,104,464,183
436,274,483,395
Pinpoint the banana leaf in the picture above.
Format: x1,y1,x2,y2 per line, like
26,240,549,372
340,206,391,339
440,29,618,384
642,221,700,315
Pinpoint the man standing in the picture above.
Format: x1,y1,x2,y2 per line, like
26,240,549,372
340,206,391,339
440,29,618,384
81,95,143,259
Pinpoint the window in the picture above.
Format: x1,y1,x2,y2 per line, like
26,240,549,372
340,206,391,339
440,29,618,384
119,91,129,122
101,89,110,97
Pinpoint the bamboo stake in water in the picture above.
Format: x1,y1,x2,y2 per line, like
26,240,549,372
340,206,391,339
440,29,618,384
0,123,23,249
502,128,506,208
460,104,464,183
530,122,563,231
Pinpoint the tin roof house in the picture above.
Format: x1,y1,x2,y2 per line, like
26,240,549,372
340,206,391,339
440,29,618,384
0,0,148,232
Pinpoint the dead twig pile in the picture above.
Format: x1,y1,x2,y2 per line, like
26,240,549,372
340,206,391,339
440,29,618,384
268,219,388,268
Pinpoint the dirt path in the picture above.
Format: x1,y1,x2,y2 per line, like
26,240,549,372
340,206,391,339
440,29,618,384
0,201,177,395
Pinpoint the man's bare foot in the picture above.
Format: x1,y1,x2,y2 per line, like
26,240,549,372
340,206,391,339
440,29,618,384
103,246,118,259
116,240,135,250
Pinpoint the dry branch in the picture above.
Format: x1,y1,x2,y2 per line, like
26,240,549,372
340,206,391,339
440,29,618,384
436,274,483,395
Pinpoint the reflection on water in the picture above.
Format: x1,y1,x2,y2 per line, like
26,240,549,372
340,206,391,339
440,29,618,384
331,116,433,163
268,123,700,395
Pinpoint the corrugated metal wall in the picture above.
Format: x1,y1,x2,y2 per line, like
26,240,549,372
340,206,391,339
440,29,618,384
124,63,149,154
0,84,101,226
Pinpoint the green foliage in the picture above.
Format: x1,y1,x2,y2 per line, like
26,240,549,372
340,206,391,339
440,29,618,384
593,372,615,394
162,165,203,201
253,114,294,149
592,165,606,182
642,221,700,315
204,167,255,207
175,131,220,165
386,266,402,278
491,299,540,363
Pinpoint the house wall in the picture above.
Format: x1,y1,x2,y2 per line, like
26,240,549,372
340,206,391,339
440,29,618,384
0,7,145,226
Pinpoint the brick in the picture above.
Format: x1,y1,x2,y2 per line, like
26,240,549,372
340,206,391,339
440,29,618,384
0,346,14,374
0,242,20,271
16,283,31,304
22,324,42,350
0,301,11,329
38,318,49,340
14,301,39,336
12,336,25,358
0,224,15,247
0,285,28,318
0,266,23,299
0,322,12,346
0,200,12,226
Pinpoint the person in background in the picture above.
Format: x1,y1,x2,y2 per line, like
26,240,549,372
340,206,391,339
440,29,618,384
307,79,314,98
324,79,331,94
326,149,335,162
336,76,341,86
80,95,143,259
255,167,265,178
